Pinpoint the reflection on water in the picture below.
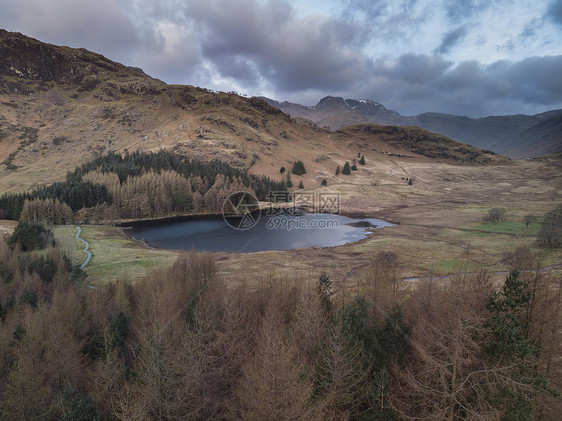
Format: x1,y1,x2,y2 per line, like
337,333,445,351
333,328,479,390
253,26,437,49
126,213,394,253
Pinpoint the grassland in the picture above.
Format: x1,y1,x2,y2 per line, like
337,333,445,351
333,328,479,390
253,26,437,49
52,225,178,285
2,151,560,287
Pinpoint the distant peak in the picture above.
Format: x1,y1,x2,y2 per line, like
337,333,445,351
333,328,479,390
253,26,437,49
316,96,347,107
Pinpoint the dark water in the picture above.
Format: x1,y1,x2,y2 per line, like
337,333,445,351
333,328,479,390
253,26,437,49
126,213,394,253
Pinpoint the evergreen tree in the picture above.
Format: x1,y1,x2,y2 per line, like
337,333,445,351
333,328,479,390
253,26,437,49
58,384,102,421
342,162,351,175
335,166,340,175
321,179,327,186
486,270,545,419
359,155,365,165
291,161,307,176
286,173,293,188
7,222,53,251
487,270,534,359
298,180,304,189
351,164,357,171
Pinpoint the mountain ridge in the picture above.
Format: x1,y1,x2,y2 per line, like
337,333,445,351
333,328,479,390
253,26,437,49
258,95,562,158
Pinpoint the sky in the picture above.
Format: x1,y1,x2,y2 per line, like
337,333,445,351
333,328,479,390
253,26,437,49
0,0,561,117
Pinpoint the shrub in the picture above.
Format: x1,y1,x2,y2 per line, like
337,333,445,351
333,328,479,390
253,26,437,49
321,178,327,186
351,164,358,171
335,166,340,175
280,167,286,174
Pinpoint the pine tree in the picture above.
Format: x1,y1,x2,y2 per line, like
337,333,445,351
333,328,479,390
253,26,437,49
298,181,304,189
486,270,544,419
359,155,365,165
342,162,351,175
351,164,357,171
286,173,293,188
291,161,307,176
335,166,340,175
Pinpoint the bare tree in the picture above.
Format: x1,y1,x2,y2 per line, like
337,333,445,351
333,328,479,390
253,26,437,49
314,321,368,419
483,208,506,223
235,303,318,420
523,214,535,228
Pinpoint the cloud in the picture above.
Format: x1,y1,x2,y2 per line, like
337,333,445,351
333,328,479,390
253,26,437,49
181,0,371,91
352,54,562,116
444,0,491,21
436,26,467,54
547,0,562,25
0,0,140,58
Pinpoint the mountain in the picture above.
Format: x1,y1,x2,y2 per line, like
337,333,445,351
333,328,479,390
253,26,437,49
259,96,562,158
490,114,562,158
0,30,505,194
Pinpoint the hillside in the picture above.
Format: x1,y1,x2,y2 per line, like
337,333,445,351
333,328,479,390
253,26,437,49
0,30,504,195
261,95,562,158
491,114,562,158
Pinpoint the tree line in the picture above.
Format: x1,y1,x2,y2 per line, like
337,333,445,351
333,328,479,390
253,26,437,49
0,151,288,222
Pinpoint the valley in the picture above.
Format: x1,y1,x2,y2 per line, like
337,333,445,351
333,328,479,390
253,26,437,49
2,152,554,288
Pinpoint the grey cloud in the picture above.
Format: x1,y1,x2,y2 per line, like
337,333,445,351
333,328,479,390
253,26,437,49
180,0,371,91
349,54,562,117
444,0,491,21
0,0,140,59
436,26,467,54
547,0,562,25
376,54,452,84
340,0,431,45
520,18,540,39
341,0,390,20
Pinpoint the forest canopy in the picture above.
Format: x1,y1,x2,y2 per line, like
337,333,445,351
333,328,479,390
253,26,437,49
0,151,288,222
0,235,559,420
